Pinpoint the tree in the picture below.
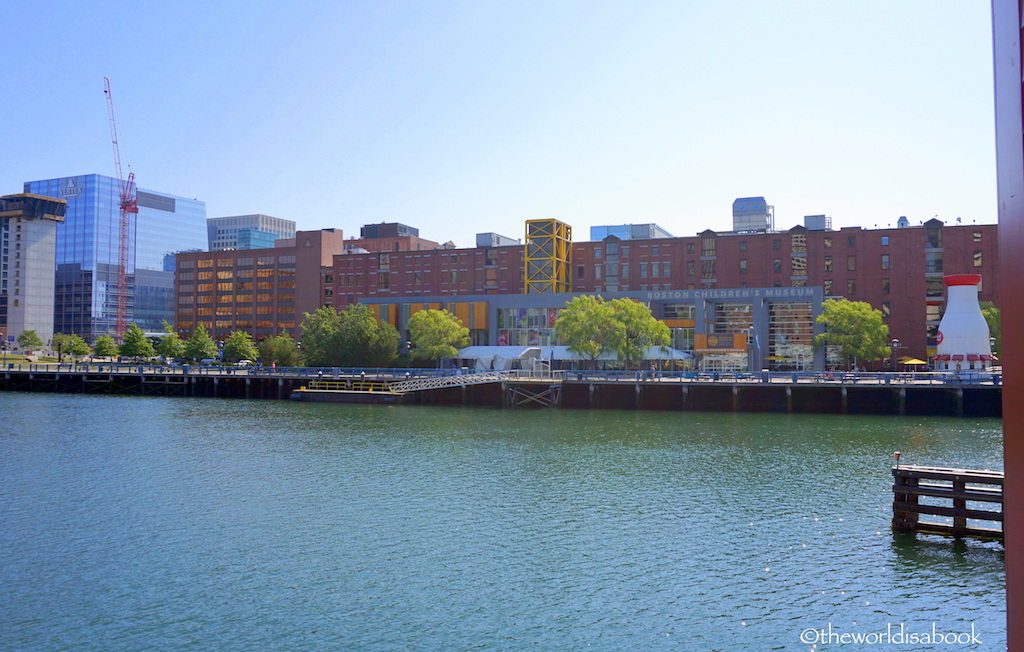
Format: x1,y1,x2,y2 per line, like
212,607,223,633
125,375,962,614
52,333,90,358
813,298,890,369
336,304,399,367
119,323,156,359
299,304,400,367
16,330,43,352
554,295,615,366
155,321,185,361
407,309,469,365
298,306,343,366
605,298,671,369
92,335,118,358
981,301,1000,355
183,324,218,362
222,330,258,363
258,330,301,367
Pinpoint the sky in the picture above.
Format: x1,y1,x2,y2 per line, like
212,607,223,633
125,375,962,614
1,1,997,247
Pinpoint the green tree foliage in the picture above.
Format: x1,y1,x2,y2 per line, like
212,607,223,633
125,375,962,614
554,295,615,365
155,321,185,361
407,309,469,365
52,333,90,357
605,298,671,369
980,301,1000,354
223,330,258,362
183,324,218,362
16,330,43,351
298,305,400,367
813,298,890,369
92,335,119,358
258,330,301,367
119,323,156,359
298,306,343,366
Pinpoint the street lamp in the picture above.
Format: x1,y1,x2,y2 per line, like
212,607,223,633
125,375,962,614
891,338,900,372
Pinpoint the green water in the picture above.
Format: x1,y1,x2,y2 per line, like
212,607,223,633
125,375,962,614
0,393,1005,650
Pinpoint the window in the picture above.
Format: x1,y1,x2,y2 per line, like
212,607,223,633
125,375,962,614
824,256,833,272
926,251,943,273
926,278,944,297
791,232,806,254
881,254,890,270
974,251,983,267
973,231,982,243
576,265,585,279
823,279,833,295
881,278,890,294
773,259,781,273
664,261,670,277
378,272,390,289
739,241,747,251
824,237,832,248
651,245,659,255
687,260,695,276
622,263,629,279
640,263,648,278
701,236,715,257
847,256,856,271
882,302,891,318
606,241,618,256
847,236,856,247
772,239,781,250
687,242,695,255
881,236,889,246
595,247,603,259
847,279,856,294
791,257,807,275
621,245,629,258
652,262,660,278
701,260,716,279
594,265,601,280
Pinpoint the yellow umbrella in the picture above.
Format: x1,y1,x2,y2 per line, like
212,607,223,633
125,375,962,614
902,358,928,365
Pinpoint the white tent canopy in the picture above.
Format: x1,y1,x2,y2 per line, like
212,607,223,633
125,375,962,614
456,345,692,370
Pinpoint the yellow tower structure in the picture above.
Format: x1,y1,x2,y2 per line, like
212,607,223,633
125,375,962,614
523,219,572,293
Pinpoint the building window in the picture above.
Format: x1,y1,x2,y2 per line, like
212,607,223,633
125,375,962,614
974,251,983,267
739,241,747,251
824,256,833,272
621,245,629,258
378,272,390,289
772,238,781,250
881,236,889,246
973,231,982,243
622,263,629,279
687,242,695,254
881,254,890,270
926,251,943,273
791,232,806,254
652,262,660,278
687,260,695,276
847,256,856,271
881,278,890,294
823,279,833,295
595,247,603,259
791,257,807,275
926,277,944,297
773,259,781,273
882,302,891,318
594,265,601,280
651,245,659,255
701,236,715,257
739,259,747,274
824,237,832,248
577,265,585,279
701,260,716,279
663,261,670,277
847,279,856,294
847,236,856,247
640,263,648,278
607,241,618,256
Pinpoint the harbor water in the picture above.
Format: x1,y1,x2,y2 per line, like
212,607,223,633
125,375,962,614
0,393,1005,650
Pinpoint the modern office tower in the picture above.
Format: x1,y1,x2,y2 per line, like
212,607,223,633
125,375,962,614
0,194,67,347
589,224,673,241
208,214,296,251
732,197,774,232
23,174,206,339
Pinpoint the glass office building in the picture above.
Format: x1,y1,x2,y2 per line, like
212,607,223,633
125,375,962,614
24,174,206,340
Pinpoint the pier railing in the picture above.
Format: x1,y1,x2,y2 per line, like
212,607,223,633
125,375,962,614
892,465,1004,540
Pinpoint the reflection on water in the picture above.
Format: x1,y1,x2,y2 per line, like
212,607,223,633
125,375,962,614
0,394,1005,650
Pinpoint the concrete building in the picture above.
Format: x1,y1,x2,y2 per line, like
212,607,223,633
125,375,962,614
208,214,296,251
0,194,67,348
175,229,346,341
589,223,673,241
24,174,207,340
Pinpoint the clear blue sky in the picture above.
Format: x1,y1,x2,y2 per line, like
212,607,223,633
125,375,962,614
1,0,996,247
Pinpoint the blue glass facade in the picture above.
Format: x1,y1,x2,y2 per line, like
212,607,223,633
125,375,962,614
23,174,206,339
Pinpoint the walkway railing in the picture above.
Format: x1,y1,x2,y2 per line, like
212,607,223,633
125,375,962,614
0,363,1001,386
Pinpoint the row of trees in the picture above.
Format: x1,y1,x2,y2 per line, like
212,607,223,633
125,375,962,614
554,295,670,368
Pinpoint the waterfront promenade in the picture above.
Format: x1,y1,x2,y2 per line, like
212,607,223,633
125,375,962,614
0,363,1002,416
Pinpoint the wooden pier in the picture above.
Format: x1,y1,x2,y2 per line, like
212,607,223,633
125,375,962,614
892,465,1004,540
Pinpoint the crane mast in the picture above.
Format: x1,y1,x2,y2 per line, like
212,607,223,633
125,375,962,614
103,77,137,342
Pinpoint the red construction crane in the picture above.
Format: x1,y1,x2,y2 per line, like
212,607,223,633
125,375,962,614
103,76,138,342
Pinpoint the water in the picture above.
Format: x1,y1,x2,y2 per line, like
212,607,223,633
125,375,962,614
0,393,1005,651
